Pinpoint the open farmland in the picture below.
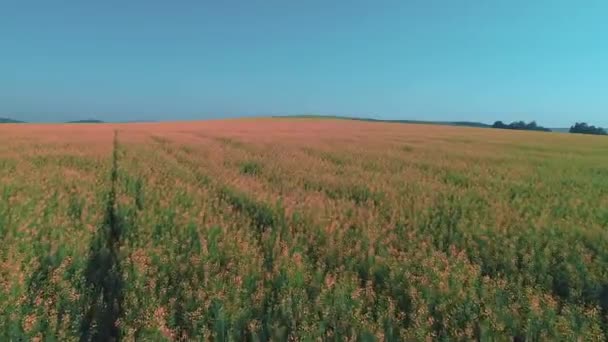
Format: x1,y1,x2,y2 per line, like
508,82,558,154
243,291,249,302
1,118,607,340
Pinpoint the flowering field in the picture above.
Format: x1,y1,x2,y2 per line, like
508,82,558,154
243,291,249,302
1,118,607,340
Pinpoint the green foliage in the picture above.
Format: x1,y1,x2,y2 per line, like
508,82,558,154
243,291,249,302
569,122,607,135
239,161,262,176
442,170,470,188
304,180,383,206
67,192,84,221
492,120,552,132
219,186,277,235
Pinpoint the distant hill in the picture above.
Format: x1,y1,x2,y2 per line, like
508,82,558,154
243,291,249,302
449,121,492,128
0,117,25,123
66,119,105,123
274,115,492,129
120,119,157,123
67,119,157,123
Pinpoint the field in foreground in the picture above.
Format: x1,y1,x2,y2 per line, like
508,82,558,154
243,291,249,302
1,119,607,340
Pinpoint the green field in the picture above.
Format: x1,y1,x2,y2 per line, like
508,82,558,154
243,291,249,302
1,119,607,340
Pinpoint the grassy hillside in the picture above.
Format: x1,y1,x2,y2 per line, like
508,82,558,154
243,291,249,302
274,114,492,128
0,119,607,340
66,119,105,123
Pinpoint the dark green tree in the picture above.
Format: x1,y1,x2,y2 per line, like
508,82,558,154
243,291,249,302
569,122,607,135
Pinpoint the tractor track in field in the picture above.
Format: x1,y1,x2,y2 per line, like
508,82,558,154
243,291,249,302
80,131,124,342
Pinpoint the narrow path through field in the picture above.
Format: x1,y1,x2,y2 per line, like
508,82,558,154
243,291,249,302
80,131,124,342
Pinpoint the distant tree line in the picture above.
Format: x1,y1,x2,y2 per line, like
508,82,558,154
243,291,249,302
569,122,607,135
492,120,607,136
492,120,552,132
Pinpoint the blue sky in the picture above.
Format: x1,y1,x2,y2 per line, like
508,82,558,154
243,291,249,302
1,0,606,126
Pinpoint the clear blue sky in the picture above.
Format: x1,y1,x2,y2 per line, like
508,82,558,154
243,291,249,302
1,1,606,126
